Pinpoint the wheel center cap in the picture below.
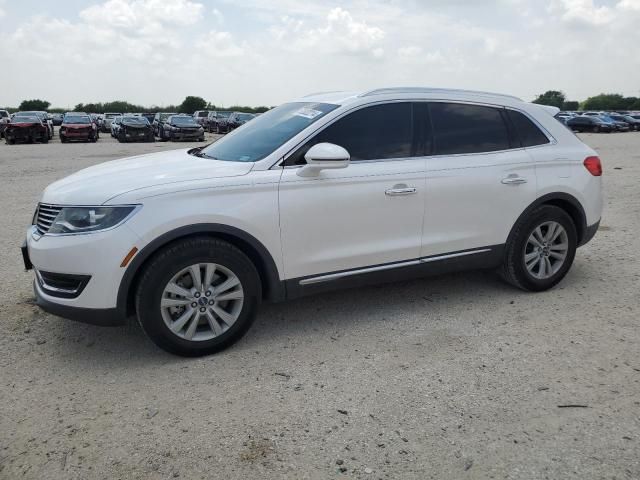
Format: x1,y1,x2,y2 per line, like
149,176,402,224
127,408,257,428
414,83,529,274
198,297,209,306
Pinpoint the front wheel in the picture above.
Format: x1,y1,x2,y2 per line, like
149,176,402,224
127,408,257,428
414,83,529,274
500,205,577,292
135,237,261,356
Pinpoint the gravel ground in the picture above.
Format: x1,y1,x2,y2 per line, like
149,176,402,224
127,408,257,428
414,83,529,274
0,131,639,480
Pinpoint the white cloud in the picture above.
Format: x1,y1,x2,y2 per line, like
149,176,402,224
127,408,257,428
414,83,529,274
0,0,6,18
548,0,614,26
617,0,640,11
271,7,385,57
80,0,204,33
196,31,244,57
212,8,224,24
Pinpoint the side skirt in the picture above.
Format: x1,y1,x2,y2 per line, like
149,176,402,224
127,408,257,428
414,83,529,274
285,245,504,300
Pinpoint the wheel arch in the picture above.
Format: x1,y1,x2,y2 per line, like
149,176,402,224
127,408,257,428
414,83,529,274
116,224,285,319
508,193,587,248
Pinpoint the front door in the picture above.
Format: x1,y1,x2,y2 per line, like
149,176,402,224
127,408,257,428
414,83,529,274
278,102,427,281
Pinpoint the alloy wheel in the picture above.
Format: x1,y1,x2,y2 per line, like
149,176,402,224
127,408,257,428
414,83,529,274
524,221,569,280
160,263,244,341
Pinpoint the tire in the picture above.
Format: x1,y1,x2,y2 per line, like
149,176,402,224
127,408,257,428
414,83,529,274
6,138,15,145
159,127,168,142
60,136,67,143
42,134,49,144
118,132,126,143
499,205,577,292
135,237,261,356
593,126,600,133
199,137,205,142
90,135,97,143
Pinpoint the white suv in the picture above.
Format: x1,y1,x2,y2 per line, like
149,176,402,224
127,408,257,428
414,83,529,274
22,88,603,356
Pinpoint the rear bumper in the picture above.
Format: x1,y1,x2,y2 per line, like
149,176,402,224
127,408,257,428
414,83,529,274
34,282,125,326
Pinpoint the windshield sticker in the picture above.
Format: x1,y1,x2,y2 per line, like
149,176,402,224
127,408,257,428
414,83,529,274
294,107,323,119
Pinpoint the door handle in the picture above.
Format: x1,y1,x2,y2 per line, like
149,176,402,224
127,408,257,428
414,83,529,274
501,175,527,185
385,186,417,196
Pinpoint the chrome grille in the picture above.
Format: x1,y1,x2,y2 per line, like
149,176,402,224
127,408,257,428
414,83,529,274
35,203,63,235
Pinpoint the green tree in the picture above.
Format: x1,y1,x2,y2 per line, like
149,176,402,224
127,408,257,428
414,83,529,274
18,99,51,111
561,101,579,111
582,93,627,111
178,96,207,114
532,91,566,109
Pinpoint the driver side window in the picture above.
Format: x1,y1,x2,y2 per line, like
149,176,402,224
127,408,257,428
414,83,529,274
286,102,413,165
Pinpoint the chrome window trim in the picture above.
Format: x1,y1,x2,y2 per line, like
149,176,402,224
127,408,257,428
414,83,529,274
274,99,551,169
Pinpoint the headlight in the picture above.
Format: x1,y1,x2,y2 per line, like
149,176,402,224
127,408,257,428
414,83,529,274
46,206,138,234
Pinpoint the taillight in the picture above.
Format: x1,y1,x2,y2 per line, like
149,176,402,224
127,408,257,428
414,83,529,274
583,156,602,176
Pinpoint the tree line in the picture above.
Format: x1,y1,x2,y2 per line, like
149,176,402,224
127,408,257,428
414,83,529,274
6,96,271,115
8,92,640,114
532,91,640,111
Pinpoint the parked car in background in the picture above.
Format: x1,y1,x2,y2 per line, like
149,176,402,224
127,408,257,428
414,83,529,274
16,111,53,139
0,109,10,138
140,112,155,124
599,115,629,132
193,110,210,126
608,114,640,131
110,116,123,137
60,113,98,143
227,112,256,131
89,113,103,131
116,116,155,143
102,112,122,132
51,113,64,126
153,112,177,137
567,116,613,133
4,114,49,144
158,115,205,142
23,88,603,356
205,111,232,133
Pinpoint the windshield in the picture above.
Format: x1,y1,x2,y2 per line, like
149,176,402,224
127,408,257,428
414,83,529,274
12,116,40,123
201,102,339,162
0,111,8,118
237,113,254,121
105,113,120,119
196,111,208,117
171,116,198,126
217,111,231,118
160,113,176,121
64,116,91,124
123,117,149,125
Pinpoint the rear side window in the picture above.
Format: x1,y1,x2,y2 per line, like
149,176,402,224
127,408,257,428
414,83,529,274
507,110,550,147
288,103,413,164
430,103,510,155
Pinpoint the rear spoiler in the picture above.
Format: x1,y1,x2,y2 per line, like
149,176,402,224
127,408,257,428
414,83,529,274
534,104,561,117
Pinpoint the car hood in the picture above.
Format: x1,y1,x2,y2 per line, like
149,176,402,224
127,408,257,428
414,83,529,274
41,148,254,205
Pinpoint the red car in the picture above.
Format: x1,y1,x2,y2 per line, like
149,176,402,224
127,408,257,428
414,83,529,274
4,115,49,144
60,113,98,143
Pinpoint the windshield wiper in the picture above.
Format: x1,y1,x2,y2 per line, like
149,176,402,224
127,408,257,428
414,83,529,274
188,147,216,159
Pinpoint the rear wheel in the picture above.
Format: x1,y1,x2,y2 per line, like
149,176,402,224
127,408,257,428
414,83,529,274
500,205,577,292
593,126,600,133
135,237,261,356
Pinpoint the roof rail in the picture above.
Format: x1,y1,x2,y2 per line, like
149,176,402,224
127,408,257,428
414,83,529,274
359,87,522,102
303,90,347,98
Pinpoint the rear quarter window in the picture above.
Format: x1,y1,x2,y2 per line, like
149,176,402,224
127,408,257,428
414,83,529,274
507,110,551,147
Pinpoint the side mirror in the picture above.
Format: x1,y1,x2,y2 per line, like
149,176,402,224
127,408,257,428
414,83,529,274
297,143,350,177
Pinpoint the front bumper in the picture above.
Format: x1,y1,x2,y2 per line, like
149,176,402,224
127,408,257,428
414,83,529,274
25,224,141,318
34,281,125,326
170,131,203,141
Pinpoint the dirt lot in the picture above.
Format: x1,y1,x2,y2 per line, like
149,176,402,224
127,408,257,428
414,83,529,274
0,131,639,480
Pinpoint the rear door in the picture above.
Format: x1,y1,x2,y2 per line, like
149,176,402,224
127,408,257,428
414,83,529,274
420,102,538,257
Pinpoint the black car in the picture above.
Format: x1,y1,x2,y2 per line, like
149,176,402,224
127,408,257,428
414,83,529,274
140,112,156,124
51,113,64,126
116,116,155,143
153,112,177,137
609,114,640,131
4,115,49,144
206,111,232,133
566,116,613,133
227,112,255,131
158,115,205,142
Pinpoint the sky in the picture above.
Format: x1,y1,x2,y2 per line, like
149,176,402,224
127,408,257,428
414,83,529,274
1,0,639,108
